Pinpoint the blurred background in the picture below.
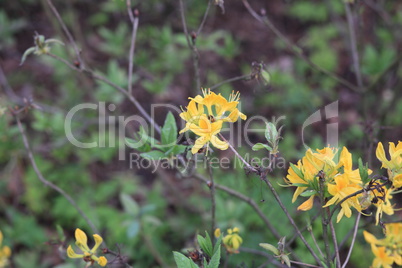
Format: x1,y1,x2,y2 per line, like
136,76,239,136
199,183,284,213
0,0,401,267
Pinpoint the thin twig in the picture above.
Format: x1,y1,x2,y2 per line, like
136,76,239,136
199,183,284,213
178,0,201,91
15,115,99,237
241,0,360,93
206,156,216,236
341,213,361,268
192,173,282,240
45,52,161,134
319,181,331,268
344,1,363,88
219,133,259,173
45,0,84,68
329,217,341,268
290,261,322,268
260,174,322,265
196,0,213,36
307,225,325,259
126,0,139,95
209,74,252,90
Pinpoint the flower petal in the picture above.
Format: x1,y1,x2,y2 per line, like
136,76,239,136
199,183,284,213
297,195,314,211
75,229,87,246
97,256,108,267
210,135,228,150
91,234,103,252
67,245,84,259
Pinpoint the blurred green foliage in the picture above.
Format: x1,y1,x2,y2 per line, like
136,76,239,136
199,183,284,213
0,0,401,267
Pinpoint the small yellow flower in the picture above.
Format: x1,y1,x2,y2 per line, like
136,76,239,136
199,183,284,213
371,245,394,268
191,89,247,123
180,114,228,154
0,231,11,268
214,228,221,238
67,228,107,267
376,141,402,188
324,174,363,223
285,147,340,211
373,187,394,226
222,228,243,254
364,223,402,268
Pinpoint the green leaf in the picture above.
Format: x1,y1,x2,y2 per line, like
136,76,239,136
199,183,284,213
140,150,166,160
290,163,304,179
138,126,160,148
125,137,151,152
206,245,221,268
213,235,222,255
261,69,271,85
265,122,278,141
358,158,370,185
300,190,316,197
259,243,279,255
281,255,291,267
197,232,213,257
161,112,178,146
173,252,199,268
119,193,139,215
291,183,309,187
20,47,36,65
252,143,272,151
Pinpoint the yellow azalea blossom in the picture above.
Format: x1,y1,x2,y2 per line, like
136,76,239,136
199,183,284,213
374,187,394,225
324,174,363,222
364,223,402,267
285,147,340,211
0,231,11,268
376,141,402,188
222,228,243,254
191,88,247,123
67,228,107,267
371,245,394,268
180,114,228,154
179,99,205,133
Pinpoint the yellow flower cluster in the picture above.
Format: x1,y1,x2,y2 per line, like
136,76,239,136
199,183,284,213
285,145,395,223
215,227,243,254
0,231,11,268
364,223,402,268
67,228,107,267
376,141,402,188
180,88,246,154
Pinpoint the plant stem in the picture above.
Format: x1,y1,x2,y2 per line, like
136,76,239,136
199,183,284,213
242,0,360,93
329,216,341,268
260,173,322,265
319,178,331,268
206,156,216,237
126,0,139,95
15,115,100,241
45,52,161,134
218,133,259,173
45,0,84,68
341,213,361,268
209,74,252,90
344,1,363,88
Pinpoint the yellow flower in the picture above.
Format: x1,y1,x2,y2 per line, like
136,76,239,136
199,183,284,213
0,231,11,268
371,245,394,268
376,142,402,188
214,228,221,238
374,187,394,226
180,114,228,154
191,88,247,123
222,228,243,254
179,99,205,133
324,174,363,222
285,147,339,211
67,228,107,267
364,223,402,267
